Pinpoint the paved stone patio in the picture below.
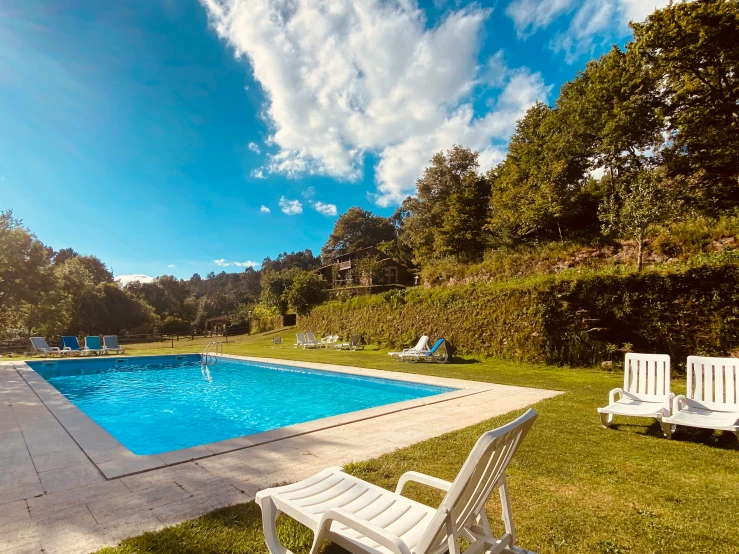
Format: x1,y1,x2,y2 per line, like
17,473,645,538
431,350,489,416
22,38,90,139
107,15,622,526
0,356,560,554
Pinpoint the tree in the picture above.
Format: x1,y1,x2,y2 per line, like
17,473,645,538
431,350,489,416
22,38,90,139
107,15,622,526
402,145,490,263
261,250,321,272
632,0,739,212
487,104,580,243
352,254,383,286
599,170,669,271
321,208,396,260
160,316,192,335
0,211,68,339
259,268,301,315
285,271,329,315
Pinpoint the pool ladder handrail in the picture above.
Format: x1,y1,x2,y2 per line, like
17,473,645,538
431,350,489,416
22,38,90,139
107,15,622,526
201,341,223,365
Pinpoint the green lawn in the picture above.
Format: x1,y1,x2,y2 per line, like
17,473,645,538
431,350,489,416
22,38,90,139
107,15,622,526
97,329,738,554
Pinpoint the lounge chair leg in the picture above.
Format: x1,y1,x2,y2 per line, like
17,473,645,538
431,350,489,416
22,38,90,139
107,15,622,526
600,412,613,428
260,497,294,554
659,420,675,439
498,477,516,544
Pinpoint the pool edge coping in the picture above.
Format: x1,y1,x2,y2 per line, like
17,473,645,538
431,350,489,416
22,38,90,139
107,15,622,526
10,354,534,480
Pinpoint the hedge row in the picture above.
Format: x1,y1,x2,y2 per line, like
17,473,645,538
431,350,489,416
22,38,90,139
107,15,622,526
300,264,739,367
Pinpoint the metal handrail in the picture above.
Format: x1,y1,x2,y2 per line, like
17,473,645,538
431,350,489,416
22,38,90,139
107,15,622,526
201,341,223,365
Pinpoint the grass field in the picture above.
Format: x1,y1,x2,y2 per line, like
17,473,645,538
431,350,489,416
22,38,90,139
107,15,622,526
95,329,738,554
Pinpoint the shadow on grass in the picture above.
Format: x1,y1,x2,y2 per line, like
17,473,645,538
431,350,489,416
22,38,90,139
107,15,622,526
108,501,352,554
610,421,738,450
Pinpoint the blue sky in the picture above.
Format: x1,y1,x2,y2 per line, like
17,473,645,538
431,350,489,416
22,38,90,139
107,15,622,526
0,0,669,283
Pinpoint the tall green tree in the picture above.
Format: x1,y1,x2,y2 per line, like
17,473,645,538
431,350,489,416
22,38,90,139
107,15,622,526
0,211,69,339
321,208,396,260
488,103,585,243
402,145,490,263
631,0,739,212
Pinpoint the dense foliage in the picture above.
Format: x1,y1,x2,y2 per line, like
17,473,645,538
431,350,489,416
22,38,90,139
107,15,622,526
398,0,739,268
303,261,739,367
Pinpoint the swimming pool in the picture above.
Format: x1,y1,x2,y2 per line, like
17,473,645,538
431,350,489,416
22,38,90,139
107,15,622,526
28,355,454,456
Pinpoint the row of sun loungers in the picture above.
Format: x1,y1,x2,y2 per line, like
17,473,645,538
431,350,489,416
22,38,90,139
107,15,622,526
295,332,364,351
598,353,738,440
25,335,125,357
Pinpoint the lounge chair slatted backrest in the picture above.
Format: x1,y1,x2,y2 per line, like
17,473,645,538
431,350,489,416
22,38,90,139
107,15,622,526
103,335,125,353
295,332,306,347
415,409,538,554
624,353,671,400
427,338,444,355
85,336,102,351
687,356,739,411
60,336,81,351
305,331,318,345
28,336,59,355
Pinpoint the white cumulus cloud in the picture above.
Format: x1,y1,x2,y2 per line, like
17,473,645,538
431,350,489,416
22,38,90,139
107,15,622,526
248,141,261,154
279,196,303,215
200,0,550,206
506,0,575,37
312,201,337,217
260,205,271,213
251,168,266,179
505,0,673,63
213,259,259,267
167,264,176,268
115,274,154,286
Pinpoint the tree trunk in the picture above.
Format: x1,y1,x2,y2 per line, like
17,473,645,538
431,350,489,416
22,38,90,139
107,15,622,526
637,237,644,272
557,220,563,243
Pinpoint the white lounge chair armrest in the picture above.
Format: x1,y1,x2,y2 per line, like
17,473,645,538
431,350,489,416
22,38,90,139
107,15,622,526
672,394,687,414
608,388,624,405
665,392,675,411
395,471,453,495
312,507,411,554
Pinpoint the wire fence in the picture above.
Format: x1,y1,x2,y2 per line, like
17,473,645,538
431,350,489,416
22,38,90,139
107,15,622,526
0,324,256,355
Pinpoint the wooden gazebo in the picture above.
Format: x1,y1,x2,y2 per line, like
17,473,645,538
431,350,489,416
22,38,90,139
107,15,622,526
205,316,227,337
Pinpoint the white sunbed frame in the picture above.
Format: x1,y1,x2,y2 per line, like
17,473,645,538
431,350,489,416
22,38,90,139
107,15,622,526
25,337,70,358
102,335,125,354
597,353,674,437
389,336,429,360
256,409,539,554
295,332,319,349
662,356,739,441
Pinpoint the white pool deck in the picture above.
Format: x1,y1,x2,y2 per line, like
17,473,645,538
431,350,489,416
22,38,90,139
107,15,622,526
1,354,560,554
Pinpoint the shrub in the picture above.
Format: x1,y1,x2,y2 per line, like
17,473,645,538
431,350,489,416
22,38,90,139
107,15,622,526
302,263,739,368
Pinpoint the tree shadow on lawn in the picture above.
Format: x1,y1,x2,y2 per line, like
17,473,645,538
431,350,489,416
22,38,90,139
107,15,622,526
610,421,738,450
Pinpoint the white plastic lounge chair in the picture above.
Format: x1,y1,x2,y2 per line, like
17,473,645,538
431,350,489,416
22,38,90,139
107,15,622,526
295,332,319,349
397,338,448,363
662,356,739,441
103,335,125,354
294,333,307,348
389,336,429,360
256,409,539,554
305,331,320,348
319,335,338,348
25,337,66,357
597,353,673,437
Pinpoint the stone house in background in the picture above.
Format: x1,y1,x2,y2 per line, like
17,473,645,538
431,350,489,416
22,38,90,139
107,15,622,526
315,246,411,288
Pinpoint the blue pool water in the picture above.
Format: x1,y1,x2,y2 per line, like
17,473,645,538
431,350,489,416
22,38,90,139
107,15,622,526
28,355,453,455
